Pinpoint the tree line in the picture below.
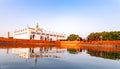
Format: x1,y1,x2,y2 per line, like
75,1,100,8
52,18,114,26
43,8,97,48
87,31,120,41
67,31,120,41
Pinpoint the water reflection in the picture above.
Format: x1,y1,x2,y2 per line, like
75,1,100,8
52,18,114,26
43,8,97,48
67,48,83,54
1,44,120,60
0,44,120,69
66,46,120,60
87,50,120,60
81,45,120,60
12,47,67,64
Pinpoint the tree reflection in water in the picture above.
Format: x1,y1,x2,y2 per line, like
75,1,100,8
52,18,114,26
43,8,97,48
67,49,79,54
83,45,120,60
63,45,120,60
87,50,120,60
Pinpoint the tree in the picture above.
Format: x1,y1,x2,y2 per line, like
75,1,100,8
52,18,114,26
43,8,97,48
87,31,120,41
67,34,82,41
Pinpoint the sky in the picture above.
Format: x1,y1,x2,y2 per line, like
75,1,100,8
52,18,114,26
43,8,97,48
0,0,120,38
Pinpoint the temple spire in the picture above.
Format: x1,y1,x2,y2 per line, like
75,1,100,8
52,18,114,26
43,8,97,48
36,22,39,29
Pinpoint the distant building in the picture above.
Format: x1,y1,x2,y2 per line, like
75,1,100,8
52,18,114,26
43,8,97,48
8,32,10,38
13,23,66,41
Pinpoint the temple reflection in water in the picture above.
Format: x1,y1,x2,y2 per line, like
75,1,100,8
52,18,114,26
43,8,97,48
12,47,67,64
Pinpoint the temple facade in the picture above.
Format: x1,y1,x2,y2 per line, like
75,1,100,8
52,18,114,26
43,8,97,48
13,23,66,41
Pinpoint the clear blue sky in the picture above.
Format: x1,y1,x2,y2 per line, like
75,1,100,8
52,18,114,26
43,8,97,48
0,0,120,38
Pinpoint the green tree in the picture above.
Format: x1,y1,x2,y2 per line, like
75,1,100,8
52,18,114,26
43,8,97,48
67,34,82,41
87,31,120,41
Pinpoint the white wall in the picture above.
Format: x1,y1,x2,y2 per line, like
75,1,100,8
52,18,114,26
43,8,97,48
13,28,66,40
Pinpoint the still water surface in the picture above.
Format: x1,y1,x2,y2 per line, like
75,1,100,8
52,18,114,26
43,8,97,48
0,45,120,69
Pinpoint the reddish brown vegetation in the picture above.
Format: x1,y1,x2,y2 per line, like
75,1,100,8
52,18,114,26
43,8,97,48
0,38,120,52
0,38,58,43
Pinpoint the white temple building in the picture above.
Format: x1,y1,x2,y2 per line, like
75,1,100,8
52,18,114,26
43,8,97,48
13,23,66,41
